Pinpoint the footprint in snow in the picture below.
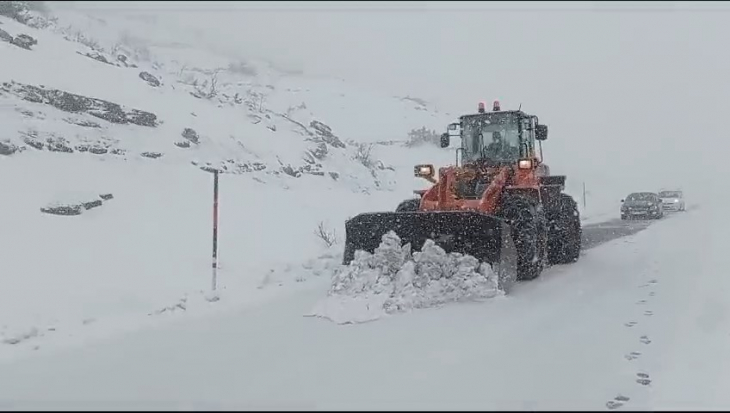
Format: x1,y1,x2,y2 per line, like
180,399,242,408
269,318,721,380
624,351,641,361
644,310,654,317
649,291,656,297
640,279,658,288
640,335,652,345
636,300,647,305
624,321,638,328
606,395,630,410
636,372,651,386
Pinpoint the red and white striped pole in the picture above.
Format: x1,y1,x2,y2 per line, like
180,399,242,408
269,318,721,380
212,169,219,291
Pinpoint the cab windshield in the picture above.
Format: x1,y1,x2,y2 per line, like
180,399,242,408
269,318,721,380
461,113,521,163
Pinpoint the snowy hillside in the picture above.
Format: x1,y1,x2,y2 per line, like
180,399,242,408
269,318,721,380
0,3,460,359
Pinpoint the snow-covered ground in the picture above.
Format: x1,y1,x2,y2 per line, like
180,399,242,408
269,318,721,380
3,2,712,410
0,203,726,410
0,4,458,360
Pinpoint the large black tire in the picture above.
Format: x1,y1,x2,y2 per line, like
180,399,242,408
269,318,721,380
396,198,421,212
547,193,582,265
498,195,548,281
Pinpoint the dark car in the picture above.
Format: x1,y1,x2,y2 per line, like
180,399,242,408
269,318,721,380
621,192,664,220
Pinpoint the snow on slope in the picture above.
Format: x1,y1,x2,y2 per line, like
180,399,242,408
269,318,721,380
0,5,455,359
0,205,725,410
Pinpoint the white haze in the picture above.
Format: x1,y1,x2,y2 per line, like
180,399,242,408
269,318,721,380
53,1,730,202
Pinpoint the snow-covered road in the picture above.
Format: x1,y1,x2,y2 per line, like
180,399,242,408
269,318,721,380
0,205,725,410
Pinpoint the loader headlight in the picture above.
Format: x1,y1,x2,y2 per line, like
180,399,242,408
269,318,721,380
414,164,435,179
518,159,533,170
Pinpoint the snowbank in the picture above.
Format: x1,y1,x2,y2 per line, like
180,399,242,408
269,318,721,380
307,231,503,324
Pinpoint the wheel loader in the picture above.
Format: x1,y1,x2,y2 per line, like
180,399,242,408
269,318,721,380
343,100,582,288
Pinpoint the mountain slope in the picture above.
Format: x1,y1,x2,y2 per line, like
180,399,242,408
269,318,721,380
0,4,454,359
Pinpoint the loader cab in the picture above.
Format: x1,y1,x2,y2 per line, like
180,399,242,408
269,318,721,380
456,110,542,166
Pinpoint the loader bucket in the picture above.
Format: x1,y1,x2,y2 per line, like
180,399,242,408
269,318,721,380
342,211,518,293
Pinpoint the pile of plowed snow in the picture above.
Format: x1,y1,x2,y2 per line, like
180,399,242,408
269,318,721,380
307,231,503,324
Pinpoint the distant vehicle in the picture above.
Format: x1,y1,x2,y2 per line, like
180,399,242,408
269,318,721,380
657,189,686,212
621,192,664,220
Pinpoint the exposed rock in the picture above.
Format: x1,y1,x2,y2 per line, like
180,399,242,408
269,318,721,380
75,143,109,155
309,120,345,148
280,162,324,178
309,142,328,160
116,54,137,68
181,128,199,144
78,51,113,65
0,1,46,26
45,136,73,153
41,204,83,216
63,118,102,128
328,172,340,180
11,33,36,49
0,28,12,43
174,140,191,148
139,71,160,87
0,141,18,155
192,159,266,174
1,81,159,127
140,151,163,159
22,135,43,150
40,193,114,216
82,199,102,210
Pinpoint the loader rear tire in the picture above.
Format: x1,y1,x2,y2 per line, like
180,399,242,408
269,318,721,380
547,193,582,265
396,198,420,212
499,195,547,281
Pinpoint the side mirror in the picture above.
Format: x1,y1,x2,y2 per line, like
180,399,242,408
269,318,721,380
440,133,450,148
535,124,548,141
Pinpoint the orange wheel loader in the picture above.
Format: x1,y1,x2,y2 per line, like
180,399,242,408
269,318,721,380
342,100,581,290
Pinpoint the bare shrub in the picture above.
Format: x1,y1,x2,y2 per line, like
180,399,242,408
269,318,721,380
354,143,374,168
315,221,337,247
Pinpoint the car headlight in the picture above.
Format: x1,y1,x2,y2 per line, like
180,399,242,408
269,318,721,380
674,199,679,203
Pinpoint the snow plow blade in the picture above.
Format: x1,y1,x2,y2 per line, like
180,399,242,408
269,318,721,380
342,211,518,292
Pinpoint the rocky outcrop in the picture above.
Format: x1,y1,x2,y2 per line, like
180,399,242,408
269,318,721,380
0,141,18,155
140,151,163,159
40,193,114,216
139,71,160,87
0,27,36,50
1,81,159,127
192,159,267,174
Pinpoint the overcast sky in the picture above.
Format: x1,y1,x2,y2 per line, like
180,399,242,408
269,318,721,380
62,1,730,197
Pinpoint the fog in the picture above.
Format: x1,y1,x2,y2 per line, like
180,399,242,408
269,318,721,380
59,1,730,200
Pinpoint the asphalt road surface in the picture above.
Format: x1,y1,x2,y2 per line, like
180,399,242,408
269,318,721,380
581,217,655,251
580,206,696,251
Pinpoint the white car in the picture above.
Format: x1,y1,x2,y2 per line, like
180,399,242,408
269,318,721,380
658,190,686,212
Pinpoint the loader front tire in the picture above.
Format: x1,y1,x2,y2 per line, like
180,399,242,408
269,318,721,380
499,195,547,281
547,193,582,265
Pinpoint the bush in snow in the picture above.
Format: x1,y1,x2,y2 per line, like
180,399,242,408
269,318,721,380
326,231,502,316
314,221,338,248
